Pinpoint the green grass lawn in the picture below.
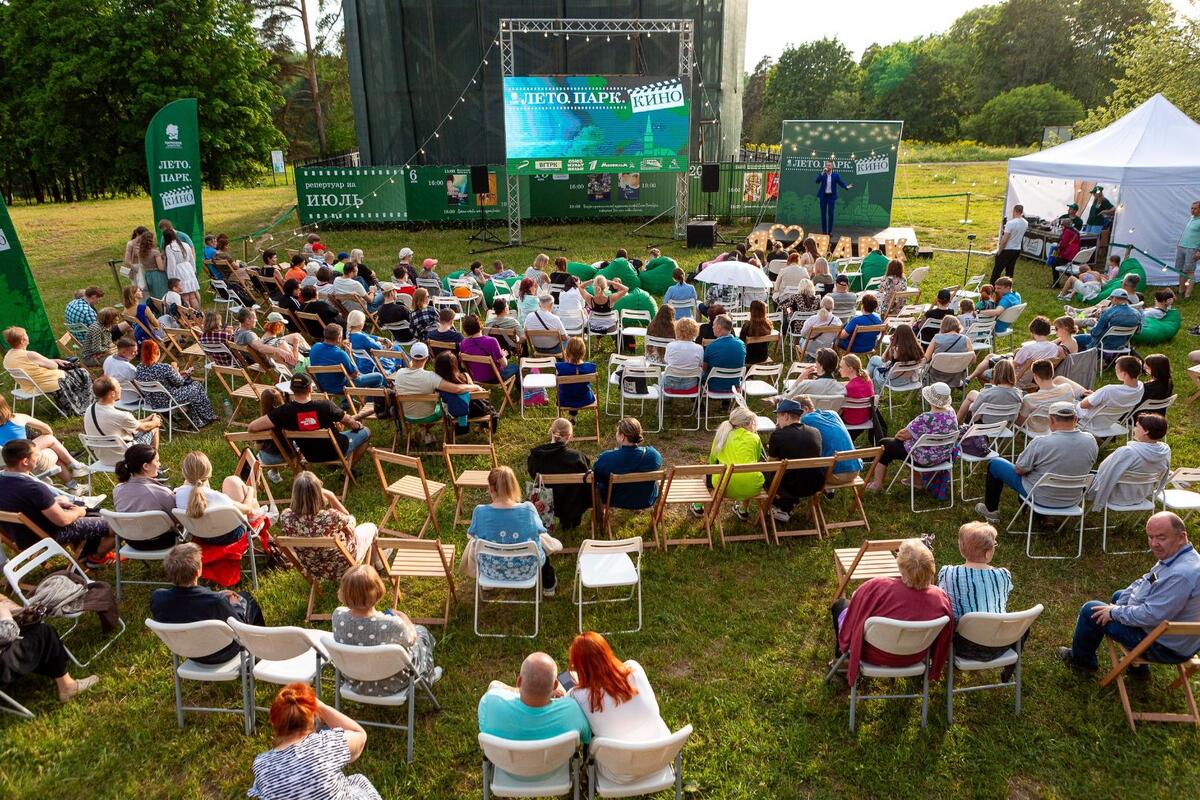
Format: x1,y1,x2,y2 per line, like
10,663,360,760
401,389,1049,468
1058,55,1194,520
4,164,1200,799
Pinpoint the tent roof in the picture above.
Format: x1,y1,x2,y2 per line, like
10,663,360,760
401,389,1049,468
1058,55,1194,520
1007,94,1200,184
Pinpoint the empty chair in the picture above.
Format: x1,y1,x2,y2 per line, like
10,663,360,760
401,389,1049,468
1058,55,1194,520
144,618,252,734
586,725,694,800
574,538,643,634
479,731,581,800
227,619,327,718
474,540,544,639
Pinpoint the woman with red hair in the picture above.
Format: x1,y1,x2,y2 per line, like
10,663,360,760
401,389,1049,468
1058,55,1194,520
132,339,215,427
249,682,380,799
567,632,669,780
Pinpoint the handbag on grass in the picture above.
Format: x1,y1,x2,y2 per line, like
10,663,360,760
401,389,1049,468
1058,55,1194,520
526,476,557,532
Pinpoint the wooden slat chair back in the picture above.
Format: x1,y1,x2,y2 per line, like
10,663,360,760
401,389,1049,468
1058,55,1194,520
294,311,325,343
368,347,408,379
795,325,844,363
762,457,835,542
818,447,882,534
373,536,458,631
530,472,597,548
603,470,667,549
526,329,566,358
460,352,517,416
743,333,782,364
369,447,446,538
555,372,601,442
1100,620,1200,730
443,444,499,526
274,534,364,621
839,323,885,356
306,363,354,399
427,339,460,361
482,326,522,357
343,386,400,451
280,429,358,501
225,339,272,376
832,538,906,602
223,430,293,517
708,461,781,547
393,392,450,455
211,364,269,427
654,464,728,549
445,390,497,446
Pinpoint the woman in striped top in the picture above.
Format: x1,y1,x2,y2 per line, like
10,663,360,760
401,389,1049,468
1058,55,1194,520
937,522,1016,665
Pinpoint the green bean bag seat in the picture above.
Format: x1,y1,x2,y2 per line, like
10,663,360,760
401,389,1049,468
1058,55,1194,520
1082,258,1145,306
443,270,518,305
1132,307,1181,346
597,257,640,290
637,256,680,296
613,287,658,317
851,250,889,292
566,261,596,281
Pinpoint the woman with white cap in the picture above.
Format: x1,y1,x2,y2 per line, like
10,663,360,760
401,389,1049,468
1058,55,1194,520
261,311,310,364
345,310,402,374
865,382,961,498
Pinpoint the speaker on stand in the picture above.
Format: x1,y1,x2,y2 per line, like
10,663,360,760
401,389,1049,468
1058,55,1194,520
689,163,729,247
467,164,506,248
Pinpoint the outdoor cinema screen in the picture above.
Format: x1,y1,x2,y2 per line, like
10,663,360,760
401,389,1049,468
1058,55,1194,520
503,75,690,177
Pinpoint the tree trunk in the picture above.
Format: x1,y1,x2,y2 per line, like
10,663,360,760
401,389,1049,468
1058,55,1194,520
299,0,327,157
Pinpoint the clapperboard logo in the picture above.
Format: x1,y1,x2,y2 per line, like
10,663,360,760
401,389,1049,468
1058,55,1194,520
161,186,195,211
855,154,889,176
0,227,10,252
629,80,685,113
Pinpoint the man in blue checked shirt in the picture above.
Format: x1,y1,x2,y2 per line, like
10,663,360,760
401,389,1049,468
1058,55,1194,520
1059,512,1200,672
64,285,104,329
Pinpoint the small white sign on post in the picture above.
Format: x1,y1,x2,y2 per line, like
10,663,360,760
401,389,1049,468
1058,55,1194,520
271,150,286,174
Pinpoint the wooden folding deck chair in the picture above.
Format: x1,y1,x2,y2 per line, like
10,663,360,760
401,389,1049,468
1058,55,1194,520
708,461,781,547
0,511,86,564
393,392,450,455
555,372,601,443
280,429,360,501
343,386,401,451
370,447,446,538
817,447,883,534
762,457,835,543
654,464,727,549
374,536,458,631
461,352,518,417
602,471,666,549
211,364,273,427
223,430,293,519
445,390,497,446
1100,620,1200,731
831,538,906,602
444,444,499,526
274,534,371,621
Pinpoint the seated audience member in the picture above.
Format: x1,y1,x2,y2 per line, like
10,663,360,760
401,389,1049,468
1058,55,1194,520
469,466,558,596
281,471,377,580
956,298,977,332
524,293,568,354
103,337,138,383
527,418,592,532
80,307,122,367
65,284,103,329
374,283,413,341
831,538,953,684
798,295,842,353
1014,359,1080,434
249,682,380,800
1134,353,1173,417
695,303,724,344
175,451,270,587
0,593,98,703
1058,512,1200,672
777,279,820,322
975,283,996,311
261,311,309,358
332,565,439,695
783,347,844,403
479,651,592,745
662,268,698,318
838,354,874,434
1052,315,1079,356
557,274,588,319
3,326,93,415
937,522,1020,668
1087,413,1172,510
112,443,178,550
299,285,344,339
593,418,664,522
1058,262,1104,302
707,406,764,520
416,257,441,294
567,632,670,781
837,293,882,353
122,284,161,344
866,383,960,497
485,298,523,355
644,305,677,363
1142,288,1174,321
975,401,1098,523
922,316,972,382
703,315,746,394
284,254,308,285
915,289,955,344
134,340,215,427
433,351,494,437
1077,355,1144,426
957,359,1022,424
797,395,861,483
555,337,596,413
150,543,266,662
427,307,465,350
332,262,377,312
198,312,236,367
343,310,395,374
232,307,299,368
584,275,627,329
867,322,924,390
968,316,1059,385
700,279,741,320
739,300,775,366
0,396,89,481
773,252,808,300
876,259,907,317
829,274,857,319
662,318,703,393
392,344,481,446
462,314,519,384
1076,288,1142,351
767,399,824,522
410,288,438,341
309,324,386,395
0,440,114,565
249,373,371,464
977,277,1022,334
313,267,337,299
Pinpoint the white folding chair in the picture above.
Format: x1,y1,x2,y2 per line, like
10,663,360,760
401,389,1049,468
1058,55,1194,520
6,366,67,418
659,365,702,431
619,309,652,352
992,303,1027,350
586,725,693,800
1127,396,1176,436
519,357,558,419
946,605,1043,724
0,687,34,719
742,363,782,401
1007,472,1092,559
227,619,328,722
133,378,198,441
1156,467,1200,523
574,538,643,634
957,420,1010,502
603,354,645,416
926,352,976,392
5,539,127,667
1080,402,1139,447
840,395,876,440
320,634,440,763
970,400,1021,456
587,310,620,354
667,299,697,320
76,433,124,494
115,378,145,414
885,430,959,513
966,317,997,355
1099,469,1167,555
171,506,259,589
906,266,930,288
474,539,542,638
953,274,983,303
1096,325,1140,372
144,618,252,734
880,361,924,414
618,364,663,433
99,509,178,600
479,730,580,800
702,367,744,430
826,615,950,731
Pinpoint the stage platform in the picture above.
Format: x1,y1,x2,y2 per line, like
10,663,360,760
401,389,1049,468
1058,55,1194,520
749,223,919,255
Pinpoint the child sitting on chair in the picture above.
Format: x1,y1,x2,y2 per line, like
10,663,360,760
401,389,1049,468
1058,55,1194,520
957,298,977,332
975,284,996,311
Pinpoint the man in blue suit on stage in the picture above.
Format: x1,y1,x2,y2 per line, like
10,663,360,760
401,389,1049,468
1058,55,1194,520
814,160,853,235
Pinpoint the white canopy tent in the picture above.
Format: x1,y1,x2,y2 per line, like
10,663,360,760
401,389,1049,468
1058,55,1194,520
1005,93,1200,285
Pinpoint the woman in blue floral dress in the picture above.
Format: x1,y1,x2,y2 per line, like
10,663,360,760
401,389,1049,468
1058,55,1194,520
468,465,557,596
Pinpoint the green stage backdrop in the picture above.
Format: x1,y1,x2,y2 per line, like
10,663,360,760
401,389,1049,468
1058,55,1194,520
776,120,903,229
145,99,205,252
0,197,59,356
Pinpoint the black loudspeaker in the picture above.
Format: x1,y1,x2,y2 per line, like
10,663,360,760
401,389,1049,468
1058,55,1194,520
687,220,717,248
470,165,490,194
701,163,719,193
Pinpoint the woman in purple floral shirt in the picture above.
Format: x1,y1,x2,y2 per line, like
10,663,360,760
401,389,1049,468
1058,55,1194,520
866,382,960,498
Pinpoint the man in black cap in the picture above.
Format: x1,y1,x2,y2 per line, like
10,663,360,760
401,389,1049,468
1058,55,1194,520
829,273,857,319
1056,202,1083,231
1085,186,1115,232
767,398,823,523
247,373,371,468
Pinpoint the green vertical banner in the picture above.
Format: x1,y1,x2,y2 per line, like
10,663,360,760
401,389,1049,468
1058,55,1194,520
0,197,59,356
776,120,903,229
145,98,204,253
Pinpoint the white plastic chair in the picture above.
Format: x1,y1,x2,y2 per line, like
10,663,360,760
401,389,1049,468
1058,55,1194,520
6,366,67,418
519,357,558,419
953,274,983,302
970,400,1021,456
320,634,440,764
1006,472,1092,559
115,378,145,414
742,363,782,400
586,725,693,800
587,310,620,354
5,539,127,666
667,299,697,320
479,730,580,799
957,420,1009,502
926,351,976,392
0,688,34,719
840,395,876,440
619,310,652,352
574,538,643,634
474,539,542,638
659,365,703,431
1127,395,1176,437
946,605,1043,724
228,619,328,720
171,506,258,589
702,367,744,430
966,317,997,355
885,430,959,513
1156,467,1200,523
1079,401,1139,447
603,354,645,416
133,378,197,441
992,303,1027,350
76,433,124,494
619,364,663,433
906,265,930,288
144,618,251,734
1096,325,1140,372
99,509,178,600
1098,469,1167,555
880,361,924,414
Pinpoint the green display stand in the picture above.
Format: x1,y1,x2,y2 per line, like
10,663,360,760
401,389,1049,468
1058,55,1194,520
1083,258,1145,306
597,257,640,290
638,256,680,296
852,250,889,292
1132,307,1181,346
566,261,596,281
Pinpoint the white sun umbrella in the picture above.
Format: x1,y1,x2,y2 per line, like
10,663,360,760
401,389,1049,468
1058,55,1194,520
693,260,772,290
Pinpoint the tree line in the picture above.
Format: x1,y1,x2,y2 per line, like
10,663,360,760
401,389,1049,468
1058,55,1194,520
742,0,1199,147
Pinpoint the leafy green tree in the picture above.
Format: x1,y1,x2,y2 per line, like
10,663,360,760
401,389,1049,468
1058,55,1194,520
965,84,1084,145
970,0,1080,105
859,40,964,141
1068,0,1160,107
757,38,860,143
740,56,772,144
